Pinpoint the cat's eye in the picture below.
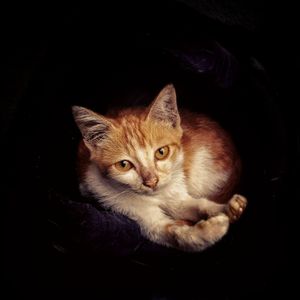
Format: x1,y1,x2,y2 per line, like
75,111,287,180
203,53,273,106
155,146,170,160
115,160,133,171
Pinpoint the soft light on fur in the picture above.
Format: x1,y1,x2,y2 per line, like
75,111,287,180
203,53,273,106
73,84,247,252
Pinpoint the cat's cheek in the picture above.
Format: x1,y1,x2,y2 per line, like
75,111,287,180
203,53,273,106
156,159,174,173
155,161,172,183
110,169,141,187
170,150,184,169
156,150,183,172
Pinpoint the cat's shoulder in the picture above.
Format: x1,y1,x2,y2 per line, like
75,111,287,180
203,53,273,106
180,110,226,137
180,109,235,159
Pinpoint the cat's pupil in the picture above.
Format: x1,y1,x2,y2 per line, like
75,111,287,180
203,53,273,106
159,148,164,155
121,161,127,168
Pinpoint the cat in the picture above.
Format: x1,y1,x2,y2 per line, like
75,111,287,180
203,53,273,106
72,84,247,252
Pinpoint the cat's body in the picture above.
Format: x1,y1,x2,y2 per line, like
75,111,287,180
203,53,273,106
73,85,247,252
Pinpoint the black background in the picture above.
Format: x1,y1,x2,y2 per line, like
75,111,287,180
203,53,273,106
1,1,297,298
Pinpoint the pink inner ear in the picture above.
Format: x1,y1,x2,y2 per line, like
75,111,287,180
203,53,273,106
147,85,180,128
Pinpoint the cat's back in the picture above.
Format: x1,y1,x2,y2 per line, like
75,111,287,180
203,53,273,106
180,110,240,203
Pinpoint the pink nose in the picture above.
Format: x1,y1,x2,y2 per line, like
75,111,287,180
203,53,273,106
143,177,158,189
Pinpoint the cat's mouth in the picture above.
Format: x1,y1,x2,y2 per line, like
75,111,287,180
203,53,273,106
133,185,160,196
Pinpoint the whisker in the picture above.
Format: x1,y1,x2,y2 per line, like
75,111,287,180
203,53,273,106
103,189,129,201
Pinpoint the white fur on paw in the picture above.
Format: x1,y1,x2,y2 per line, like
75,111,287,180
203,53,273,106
196,213,229,242
227,194,247,223
166,214,230,252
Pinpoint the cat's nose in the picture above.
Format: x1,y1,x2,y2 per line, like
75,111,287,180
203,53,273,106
143,177,159,189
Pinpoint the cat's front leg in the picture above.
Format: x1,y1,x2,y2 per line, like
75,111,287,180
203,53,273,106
136,206,229,252
162,196,225,222
169,194,247,224
195,195,247,223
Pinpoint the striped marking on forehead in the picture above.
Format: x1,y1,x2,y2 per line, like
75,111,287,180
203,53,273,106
121,118,149,150
134,145,154,170
118,118,155,167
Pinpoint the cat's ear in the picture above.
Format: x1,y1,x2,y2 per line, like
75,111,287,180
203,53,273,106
147,84,180,128
72,106,112,148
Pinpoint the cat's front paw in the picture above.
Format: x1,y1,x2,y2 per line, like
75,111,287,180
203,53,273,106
226,194,247,223
196,213,230,241
165,214,229,252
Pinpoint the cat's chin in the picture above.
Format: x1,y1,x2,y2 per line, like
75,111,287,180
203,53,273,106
132,187,160,196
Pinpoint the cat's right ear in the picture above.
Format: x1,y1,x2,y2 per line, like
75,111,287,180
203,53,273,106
146,84,180,128
72,106,112,149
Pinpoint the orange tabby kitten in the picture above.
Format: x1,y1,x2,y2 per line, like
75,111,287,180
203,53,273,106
72,84,247,252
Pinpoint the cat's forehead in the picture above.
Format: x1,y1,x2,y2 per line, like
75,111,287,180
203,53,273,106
99,114,182,164
118,117,154,148
115,117,176,148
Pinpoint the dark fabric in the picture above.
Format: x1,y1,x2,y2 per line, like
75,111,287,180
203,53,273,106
49,193,182,258
2,0,296,298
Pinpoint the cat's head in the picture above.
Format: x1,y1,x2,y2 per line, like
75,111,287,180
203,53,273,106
72,84,183,195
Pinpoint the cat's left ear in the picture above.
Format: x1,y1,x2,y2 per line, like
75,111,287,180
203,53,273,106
147,84,180,128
